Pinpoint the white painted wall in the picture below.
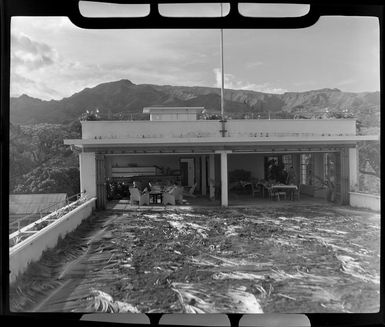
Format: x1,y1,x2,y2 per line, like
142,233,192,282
151,112,197,121
227,119,356,137
82,121,220,139
350,192,380,212
82,119,356,140
9,198,96,284
349,147,358,189
79,152,96,197
105,155,182,178
220,152,229,206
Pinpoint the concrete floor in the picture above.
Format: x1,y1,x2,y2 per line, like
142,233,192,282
10,201,379,313
107,193,330,210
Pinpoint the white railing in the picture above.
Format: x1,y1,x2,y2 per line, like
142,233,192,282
9,192,88,247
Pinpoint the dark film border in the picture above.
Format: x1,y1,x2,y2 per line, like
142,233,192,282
0,1,384,327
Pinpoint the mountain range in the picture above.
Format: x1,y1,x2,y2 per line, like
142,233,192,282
10,79,380,128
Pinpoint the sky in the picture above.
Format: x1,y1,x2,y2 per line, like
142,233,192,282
10,3,380,100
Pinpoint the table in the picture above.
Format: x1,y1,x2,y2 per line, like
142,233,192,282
149,192,163,204
256,183,269,198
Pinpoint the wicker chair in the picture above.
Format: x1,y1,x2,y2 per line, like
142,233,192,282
129,187,150,205
163,186,184,205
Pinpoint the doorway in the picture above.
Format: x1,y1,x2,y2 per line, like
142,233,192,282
180,158,195,187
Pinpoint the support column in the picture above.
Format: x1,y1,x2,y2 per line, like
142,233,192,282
96,154,106,210
349,147,358,190
79,152,96,198
209,154,215,200
201,155,207,196
340,147,350,205
221,152,228,206
196,156,201,192
216,150,231,207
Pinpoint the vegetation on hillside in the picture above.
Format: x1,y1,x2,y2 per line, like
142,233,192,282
10,121,81,197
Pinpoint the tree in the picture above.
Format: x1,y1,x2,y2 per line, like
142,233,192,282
358,141,380,178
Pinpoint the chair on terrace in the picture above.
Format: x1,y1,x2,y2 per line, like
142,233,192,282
163,186,184,205
268,187,286,201
251,183,262,198
129,187,150,206
183,182,197,198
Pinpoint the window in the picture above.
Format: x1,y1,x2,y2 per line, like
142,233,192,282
264,156,278,180
282,154,293,171
324,153,336,181
300,154,312,185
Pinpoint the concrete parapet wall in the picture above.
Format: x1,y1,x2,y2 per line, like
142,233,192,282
227,119,356,136
81,119,356,140
349,192,380,212
9,198,96,284
82,120,221,139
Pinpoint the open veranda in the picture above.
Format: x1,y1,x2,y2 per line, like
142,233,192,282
10,202,380,313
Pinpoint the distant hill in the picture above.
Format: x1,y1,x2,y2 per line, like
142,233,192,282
10,79,380,129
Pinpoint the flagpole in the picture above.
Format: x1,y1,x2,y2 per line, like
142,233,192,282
220,3,224,119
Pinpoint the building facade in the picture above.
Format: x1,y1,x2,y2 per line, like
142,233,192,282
64,107,378,208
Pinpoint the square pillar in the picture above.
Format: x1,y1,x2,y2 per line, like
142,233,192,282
96,154,107,210
340,147,350,205
216,150,231,207
349,147,358,190
196,156,201,192
201,155,207,196
208,154,215,200
79,151,96,198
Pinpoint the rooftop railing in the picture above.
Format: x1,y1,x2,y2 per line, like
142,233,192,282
86,131,356,140
79,110,355,122
9,192,88,247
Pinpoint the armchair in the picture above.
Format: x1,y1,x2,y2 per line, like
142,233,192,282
129,187,150,205
163,186,184,205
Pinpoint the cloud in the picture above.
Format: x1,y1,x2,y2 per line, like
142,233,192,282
11,44,209,100
11,33,58,71
10,72,63,99
10,28,217,100
213,68,287,94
